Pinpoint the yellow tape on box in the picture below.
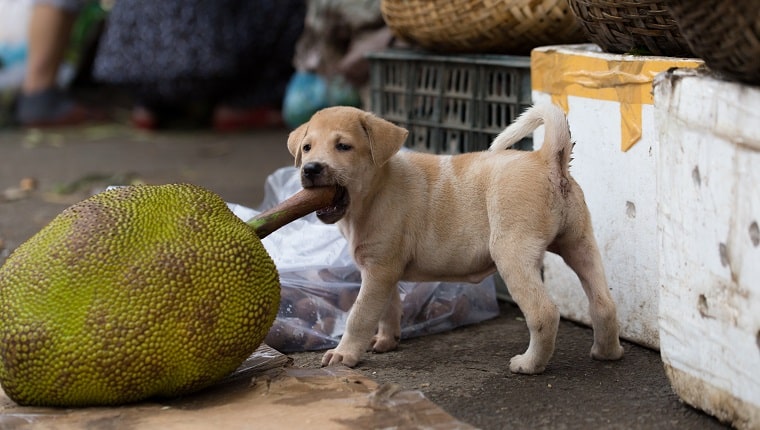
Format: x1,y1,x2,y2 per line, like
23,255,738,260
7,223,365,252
531,45,702,151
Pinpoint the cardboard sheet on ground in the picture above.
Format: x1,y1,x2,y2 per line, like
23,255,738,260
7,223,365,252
0,345,473,429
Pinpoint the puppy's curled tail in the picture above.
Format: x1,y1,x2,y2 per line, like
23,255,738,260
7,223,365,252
489,103,573,183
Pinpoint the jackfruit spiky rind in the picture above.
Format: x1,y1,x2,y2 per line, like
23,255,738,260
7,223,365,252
0,184,280,406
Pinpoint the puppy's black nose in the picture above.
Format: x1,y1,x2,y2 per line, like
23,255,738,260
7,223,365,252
302,162,323,179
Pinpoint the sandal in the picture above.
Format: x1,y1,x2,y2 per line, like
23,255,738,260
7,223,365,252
130,105,159,130
212,105,284,132
15,88,107,128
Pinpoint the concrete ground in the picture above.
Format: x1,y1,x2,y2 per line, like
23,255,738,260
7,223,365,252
0,123,728,429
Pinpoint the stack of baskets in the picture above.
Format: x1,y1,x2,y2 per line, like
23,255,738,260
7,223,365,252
374,0,590,155
380,0,587,55
667,0,760,86
566,0,693,57
566,0,759,86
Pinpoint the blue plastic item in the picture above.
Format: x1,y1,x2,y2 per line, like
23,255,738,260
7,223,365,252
283,71,362,129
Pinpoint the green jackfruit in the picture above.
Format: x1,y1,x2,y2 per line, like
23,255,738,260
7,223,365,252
0,184,281,407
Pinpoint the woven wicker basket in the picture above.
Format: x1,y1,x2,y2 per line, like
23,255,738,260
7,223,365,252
380,0,587,55
667,0,760,85
567,0,694,57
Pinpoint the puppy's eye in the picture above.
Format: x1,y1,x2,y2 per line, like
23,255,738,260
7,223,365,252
303,143,311,152
336,143,352,152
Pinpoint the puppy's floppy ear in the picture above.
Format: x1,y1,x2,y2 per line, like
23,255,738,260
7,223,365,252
359,111,409,166
287,122,309,167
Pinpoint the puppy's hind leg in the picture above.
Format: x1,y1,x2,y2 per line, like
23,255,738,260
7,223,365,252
492,237,559,374
551,222,624,361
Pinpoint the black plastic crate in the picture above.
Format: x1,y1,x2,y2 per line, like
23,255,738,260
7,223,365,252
368,49,532,154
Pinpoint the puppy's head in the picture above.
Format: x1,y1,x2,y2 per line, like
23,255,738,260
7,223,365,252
287,106,408,223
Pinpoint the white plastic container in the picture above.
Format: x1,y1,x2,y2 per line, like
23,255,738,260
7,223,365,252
654,67,760,429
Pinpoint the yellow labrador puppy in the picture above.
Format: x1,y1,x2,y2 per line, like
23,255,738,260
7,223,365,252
287,104,624,374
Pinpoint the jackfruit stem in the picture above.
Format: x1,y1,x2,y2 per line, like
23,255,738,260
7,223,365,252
247,187,337,239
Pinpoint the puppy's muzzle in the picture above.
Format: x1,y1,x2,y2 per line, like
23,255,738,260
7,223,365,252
302,162,329,187
300,161,350,224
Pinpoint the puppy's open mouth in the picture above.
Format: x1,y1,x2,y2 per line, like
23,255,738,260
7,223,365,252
315,185,349,224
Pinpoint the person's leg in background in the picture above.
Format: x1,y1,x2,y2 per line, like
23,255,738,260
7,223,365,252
16,0,103,127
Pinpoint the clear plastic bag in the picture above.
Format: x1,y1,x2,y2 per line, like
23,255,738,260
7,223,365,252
229,167,499,352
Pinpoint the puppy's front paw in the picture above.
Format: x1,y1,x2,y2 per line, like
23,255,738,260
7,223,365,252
591,342,624,361
509,354,546,374
370,334,399,353
321,348,361,367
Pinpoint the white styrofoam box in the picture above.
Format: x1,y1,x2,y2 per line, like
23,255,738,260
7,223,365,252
654,68,760,429
529,45,701,349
